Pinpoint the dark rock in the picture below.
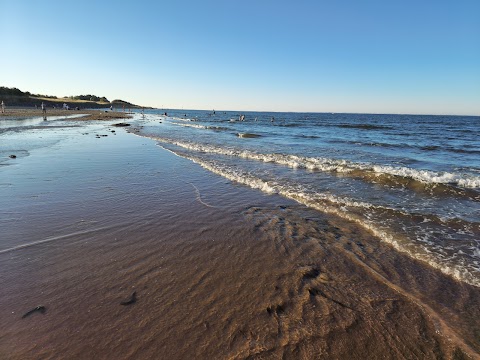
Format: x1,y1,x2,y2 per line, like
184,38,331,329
114,123,131,127
120,291,137,306
22,305,46,319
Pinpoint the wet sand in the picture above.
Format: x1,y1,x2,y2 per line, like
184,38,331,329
0,120,479,359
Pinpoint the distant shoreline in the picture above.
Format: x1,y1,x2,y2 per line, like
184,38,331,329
0,87,150,110
0,107,132,121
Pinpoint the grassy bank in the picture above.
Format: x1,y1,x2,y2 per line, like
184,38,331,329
0,95,144,110
0,87,147,110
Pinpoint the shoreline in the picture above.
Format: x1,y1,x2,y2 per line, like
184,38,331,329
0,116,479,359
0,107,133,121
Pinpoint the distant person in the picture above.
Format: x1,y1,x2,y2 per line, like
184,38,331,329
1,101,5,113
271,116,275,122
110,105,113,111
41,102,46,114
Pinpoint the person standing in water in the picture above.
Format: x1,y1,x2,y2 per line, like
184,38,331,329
41,102,47,120
1,101,5,114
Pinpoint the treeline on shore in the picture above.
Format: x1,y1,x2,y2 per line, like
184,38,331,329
0,86,143,109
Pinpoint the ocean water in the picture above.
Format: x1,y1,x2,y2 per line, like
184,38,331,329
134,109,480,287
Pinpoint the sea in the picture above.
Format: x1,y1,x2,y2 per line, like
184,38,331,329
137,109,480,287
1,110,479,288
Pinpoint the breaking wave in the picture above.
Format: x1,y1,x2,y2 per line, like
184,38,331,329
150,137,480,190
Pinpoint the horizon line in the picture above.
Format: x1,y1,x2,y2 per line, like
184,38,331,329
144,106,480,118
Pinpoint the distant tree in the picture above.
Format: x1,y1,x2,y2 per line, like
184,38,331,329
0,87,27,96
67,94,109,102
112,99,125,103
0,87,128,106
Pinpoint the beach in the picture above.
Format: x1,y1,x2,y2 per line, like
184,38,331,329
0,108,132,121
0,112,479,359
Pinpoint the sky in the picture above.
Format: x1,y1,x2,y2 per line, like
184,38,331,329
1,0,479,115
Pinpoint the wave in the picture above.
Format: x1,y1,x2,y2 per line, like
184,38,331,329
336,124,394,130
329,139,407,148
237,133,262,138
330,138,480,155
445,147,480,155
421,145,480,155
298,135,321,139
171,122,230,131
171,122,206,129
420,145,441,151
168,116,198,122
277,123,303,127
149,137,480,190
158,144,480,288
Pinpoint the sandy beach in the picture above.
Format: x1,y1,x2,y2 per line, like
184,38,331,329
0,107,132,121
0,114,479,359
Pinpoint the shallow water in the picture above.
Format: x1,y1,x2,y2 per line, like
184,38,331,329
135,110,480,287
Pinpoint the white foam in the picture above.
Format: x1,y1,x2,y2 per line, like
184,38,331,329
151,137,480,189
371,165,480,188
169,116,196,122
171,122,207,130
0,225,115,254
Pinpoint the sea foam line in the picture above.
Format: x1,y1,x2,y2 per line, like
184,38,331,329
152,137,480,189
170,122,231,131
0,225,115,254
171,122,207,130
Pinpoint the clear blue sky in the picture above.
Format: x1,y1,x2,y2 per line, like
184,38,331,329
1,0,479,115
